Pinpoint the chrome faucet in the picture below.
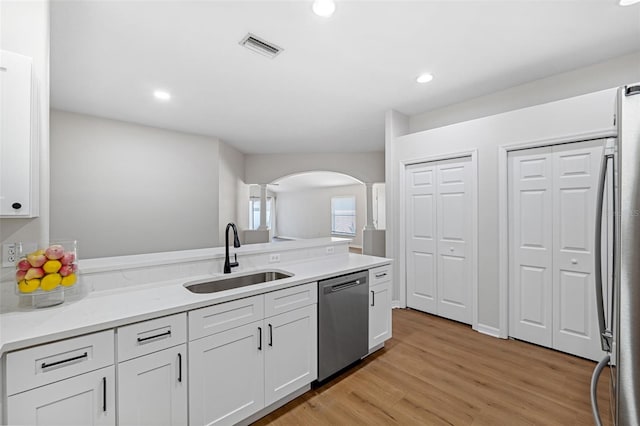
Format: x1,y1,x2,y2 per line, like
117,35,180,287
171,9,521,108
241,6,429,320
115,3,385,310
224,223,241,274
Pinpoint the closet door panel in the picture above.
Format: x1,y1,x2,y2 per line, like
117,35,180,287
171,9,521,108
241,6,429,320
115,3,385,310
436,159,472,324
406,164,438,313
552,142,604,361
508,148,553,347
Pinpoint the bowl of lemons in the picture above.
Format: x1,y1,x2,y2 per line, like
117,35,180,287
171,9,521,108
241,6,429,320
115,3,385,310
14,241,80,308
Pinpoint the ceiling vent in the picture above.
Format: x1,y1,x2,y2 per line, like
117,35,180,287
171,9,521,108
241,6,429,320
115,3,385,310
239,33,283,59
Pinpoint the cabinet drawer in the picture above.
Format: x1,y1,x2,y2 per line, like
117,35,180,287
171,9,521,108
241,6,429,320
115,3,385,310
117,313,187,362
369,264,392,286
6,330,114,396
264,282,317,318
189,295,264,341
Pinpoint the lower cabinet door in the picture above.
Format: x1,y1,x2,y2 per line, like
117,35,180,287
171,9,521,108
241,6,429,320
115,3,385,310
118,344,187,426
188,321,264,426
7,366,115,426
264,304,317,406
369,281,392,349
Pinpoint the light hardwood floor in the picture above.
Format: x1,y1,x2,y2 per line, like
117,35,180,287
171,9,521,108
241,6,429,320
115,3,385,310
254,308,612,425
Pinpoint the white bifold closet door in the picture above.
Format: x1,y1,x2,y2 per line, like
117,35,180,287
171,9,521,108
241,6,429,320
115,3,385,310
508,140,605,361
406,157,473,325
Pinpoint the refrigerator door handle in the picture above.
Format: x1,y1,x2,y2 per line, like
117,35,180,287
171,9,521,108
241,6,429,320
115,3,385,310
590,354,611,426
594,153,614,352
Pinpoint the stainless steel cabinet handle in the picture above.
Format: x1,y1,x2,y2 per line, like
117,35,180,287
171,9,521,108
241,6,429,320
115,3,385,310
375,272,387,278
41,352,88,369
102,377,107,412
371,290,375,307
177,353,182,383
137,330,171,343
268,324,273,347
258,327,262,351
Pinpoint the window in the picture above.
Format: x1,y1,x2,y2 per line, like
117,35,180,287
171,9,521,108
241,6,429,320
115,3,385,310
331,196,356,237
249,197,272,230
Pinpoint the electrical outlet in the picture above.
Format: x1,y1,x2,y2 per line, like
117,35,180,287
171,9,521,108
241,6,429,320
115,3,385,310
269,253,281,263
2,243,17,268
325,246,335,255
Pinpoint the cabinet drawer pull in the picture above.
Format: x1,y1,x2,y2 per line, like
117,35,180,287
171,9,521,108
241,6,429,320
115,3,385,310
375,272,387,278
178,353,182,383
102,377,107,412
41,352,88,369
268,324,273,347
258,327,262,351
137,330,171,343
371,290,375,307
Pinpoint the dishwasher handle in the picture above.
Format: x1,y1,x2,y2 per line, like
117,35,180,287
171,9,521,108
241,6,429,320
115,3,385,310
323,279,365,294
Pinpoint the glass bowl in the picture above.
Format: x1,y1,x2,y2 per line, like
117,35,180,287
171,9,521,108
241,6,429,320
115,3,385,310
14,240,80,308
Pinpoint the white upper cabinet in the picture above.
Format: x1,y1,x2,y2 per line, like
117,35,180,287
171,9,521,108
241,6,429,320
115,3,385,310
0,50,38,217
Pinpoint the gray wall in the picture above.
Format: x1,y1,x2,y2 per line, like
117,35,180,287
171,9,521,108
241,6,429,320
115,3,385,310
218,141,249,245
275,184,366,247
50,110,223,259
245,152,385,185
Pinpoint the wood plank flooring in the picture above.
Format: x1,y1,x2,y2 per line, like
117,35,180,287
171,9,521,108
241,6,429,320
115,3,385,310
254,308,612,425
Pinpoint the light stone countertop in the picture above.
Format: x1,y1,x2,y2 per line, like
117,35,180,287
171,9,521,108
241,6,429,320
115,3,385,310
0,252,391,356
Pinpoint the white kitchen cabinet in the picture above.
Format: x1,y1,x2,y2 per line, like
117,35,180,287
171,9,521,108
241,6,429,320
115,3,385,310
188,283,317,426
0,50,38,217
116,313,188,426
7,366,115,426
118,344,187,426
264,304,317,406
369,265,392,350
4,330,116,426
189,321,264,426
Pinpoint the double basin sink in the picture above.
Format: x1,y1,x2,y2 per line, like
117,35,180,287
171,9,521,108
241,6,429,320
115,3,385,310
184,270,293,294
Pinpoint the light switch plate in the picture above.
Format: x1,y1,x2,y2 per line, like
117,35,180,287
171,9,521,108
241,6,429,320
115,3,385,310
269,253,280,263
325,246,335,255
2,243,17,268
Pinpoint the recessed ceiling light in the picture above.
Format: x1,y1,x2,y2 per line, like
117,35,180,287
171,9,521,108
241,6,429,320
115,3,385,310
312,0,336,17
153,90,171,101
416,73,434,84
620,0,640,5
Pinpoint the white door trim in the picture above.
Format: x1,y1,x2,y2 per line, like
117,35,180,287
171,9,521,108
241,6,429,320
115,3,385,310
497,128,616,339
399,149,479,331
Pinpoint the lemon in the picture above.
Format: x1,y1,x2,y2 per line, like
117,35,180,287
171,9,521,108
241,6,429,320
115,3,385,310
43,260,62,274
41,273,62,291
60,273,77,287
18,279,40,293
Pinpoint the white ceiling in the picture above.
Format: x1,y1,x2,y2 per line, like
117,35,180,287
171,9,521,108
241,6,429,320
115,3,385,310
50,1,640,154
270,171,362,192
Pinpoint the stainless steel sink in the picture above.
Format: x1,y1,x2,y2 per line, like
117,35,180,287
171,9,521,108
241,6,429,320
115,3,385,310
184,270,294,294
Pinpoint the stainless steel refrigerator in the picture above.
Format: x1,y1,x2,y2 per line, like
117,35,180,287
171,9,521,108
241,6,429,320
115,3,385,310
591,83,640,426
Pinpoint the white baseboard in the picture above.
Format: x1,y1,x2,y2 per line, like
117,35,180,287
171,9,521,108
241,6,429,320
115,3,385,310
391,300,402,309
476,323,501,338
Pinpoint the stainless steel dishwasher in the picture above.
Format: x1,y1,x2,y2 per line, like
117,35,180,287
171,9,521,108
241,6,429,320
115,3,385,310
317,270,369,382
